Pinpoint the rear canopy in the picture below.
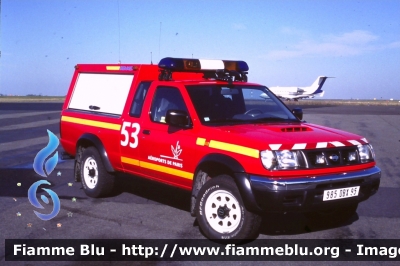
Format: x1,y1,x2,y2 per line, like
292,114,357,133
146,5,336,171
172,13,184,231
68,73,134,115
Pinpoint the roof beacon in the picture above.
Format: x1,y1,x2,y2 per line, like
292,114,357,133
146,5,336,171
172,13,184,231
158,57,248,82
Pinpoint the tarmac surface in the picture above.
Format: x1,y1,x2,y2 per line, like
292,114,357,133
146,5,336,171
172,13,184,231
1,101,399,265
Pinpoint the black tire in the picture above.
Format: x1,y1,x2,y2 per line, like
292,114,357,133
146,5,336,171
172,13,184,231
306,203,358,225
74,146,84,182
195,175,261,241
80,146,115,198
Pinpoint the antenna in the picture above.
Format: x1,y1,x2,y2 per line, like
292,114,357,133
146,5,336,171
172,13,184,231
159,22,162,61
117,0,121,63
151,52,153,65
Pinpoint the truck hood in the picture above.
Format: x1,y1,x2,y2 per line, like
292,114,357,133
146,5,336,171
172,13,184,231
202,122,366,151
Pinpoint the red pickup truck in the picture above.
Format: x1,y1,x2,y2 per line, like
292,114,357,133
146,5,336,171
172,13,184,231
60,57,380,240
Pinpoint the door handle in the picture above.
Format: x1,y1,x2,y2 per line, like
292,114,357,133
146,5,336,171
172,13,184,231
142,130,150,135
89,105,100,110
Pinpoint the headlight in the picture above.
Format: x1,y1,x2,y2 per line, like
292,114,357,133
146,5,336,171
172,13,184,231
261,150,299,170
276,150,299,168
357,144,375,163
260,150,276,169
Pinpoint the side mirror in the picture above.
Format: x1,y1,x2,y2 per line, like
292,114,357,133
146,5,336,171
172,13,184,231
292,108,303,120
166,110,191,128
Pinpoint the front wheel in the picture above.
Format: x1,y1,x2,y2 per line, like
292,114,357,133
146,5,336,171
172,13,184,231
195,175,261,240
80,146,115,198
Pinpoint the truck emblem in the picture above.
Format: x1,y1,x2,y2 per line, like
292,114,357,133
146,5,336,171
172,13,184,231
329,154,339,161
171,141,182,159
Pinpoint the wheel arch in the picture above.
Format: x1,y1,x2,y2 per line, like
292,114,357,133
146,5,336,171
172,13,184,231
76,133,115,173
190,153,261,216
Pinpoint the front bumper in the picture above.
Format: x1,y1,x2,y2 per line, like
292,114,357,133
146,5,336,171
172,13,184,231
249,166,381,213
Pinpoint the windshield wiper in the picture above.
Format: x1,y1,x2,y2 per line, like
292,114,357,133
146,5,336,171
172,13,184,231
206,117,299,125
207,118,248,124
251,117,299,123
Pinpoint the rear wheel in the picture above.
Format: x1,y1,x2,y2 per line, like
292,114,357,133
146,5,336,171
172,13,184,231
196,175,261,240
80,147,115,198
74,146,84,182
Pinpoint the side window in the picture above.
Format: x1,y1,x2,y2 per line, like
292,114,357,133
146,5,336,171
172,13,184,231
150,86,188,123
129,81,152,117
69,73,134,115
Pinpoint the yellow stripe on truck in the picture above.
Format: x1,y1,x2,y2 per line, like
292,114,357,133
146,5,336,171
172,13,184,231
121,156,140,166
196,137,259,158
196,137,206,146
140,161,193,180
121,157,193,180
61,116,121,131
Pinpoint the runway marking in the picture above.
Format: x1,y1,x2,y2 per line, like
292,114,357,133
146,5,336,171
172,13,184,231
0,118,60,131
0,111,60,120
0,134,60,152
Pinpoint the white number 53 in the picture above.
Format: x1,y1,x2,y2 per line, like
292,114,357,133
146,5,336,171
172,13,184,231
120,121,140,148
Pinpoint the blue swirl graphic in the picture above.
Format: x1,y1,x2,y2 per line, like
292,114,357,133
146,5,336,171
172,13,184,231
28,180,60,221
33,130,59,177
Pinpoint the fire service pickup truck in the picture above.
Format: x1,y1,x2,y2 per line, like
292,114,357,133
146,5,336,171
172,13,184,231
60,57,381,240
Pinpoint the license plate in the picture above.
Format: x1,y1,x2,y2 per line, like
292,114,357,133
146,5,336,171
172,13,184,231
323,186,360,201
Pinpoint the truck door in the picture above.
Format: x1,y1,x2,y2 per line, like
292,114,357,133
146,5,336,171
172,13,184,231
139,85,196,189
120,81,152,175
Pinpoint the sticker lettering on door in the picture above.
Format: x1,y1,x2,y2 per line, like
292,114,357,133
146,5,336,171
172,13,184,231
148,141,183,168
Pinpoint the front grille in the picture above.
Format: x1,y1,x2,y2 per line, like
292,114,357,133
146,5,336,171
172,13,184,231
302,147,360,168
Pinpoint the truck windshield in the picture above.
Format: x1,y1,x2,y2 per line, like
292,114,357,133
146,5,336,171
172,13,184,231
185,85,298,125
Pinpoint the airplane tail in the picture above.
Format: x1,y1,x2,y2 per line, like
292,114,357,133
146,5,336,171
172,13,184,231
305,76,330,94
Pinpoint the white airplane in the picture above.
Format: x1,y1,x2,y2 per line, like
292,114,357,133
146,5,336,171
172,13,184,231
268,76,332,101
